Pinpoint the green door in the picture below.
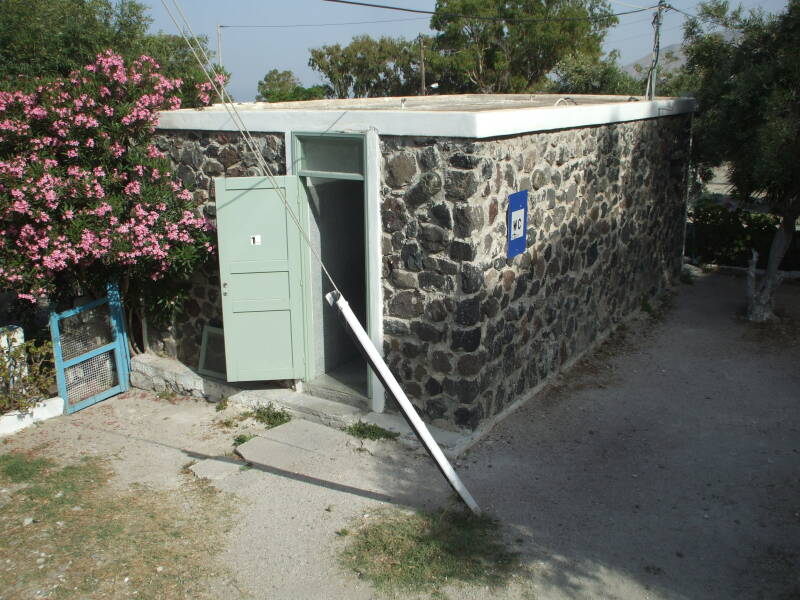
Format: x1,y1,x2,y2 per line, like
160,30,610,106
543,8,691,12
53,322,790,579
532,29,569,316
214,176,306,381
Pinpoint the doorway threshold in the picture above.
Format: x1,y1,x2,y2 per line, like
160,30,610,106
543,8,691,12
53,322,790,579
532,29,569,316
304,358,368,410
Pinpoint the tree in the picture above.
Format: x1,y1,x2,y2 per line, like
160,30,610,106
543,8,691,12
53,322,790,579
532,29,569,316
0,52,214,330
430,0,617,93
547,51,642,96
686,0,800,321
255,69,327,103
309,35,419,98
0,0,224,107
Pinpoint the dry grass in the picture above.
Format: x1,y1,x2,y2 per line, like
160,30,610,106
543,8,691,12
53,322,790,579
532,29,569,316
0,451,235,599
339,507,520,597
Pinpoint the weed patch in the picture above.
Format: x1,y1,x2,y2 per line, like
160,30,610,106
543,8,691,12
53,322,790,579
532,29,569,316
215,397,229,412
0,452,234,599
233,434,255,447
344,421,399,441
243,403,290,429
339,508,519,596
0,452,52,482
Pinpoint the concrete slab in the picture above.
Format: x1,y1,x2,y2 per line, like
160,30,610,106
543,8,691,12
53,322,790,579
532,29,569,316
229,388,365,429
189,457,243,481
231,419,452,509
363,412,471,457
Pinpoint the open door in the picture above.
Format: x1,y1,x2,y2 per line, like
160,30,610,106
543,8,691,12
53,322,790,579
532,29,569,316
214,176,306,381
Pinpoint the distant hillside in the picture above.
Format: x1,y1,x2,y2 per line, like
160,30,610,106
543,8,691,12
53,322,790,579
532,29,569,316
622,43,685,76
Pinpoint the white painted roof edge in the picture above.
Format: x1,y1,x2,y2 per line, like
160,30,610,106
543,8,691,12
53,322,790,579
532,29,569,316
156,97,694,139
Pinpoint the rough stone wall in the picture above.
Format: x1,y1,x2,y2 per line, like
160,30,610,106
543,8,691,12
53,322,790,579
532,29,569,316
147,131,286,368
380,115,691,431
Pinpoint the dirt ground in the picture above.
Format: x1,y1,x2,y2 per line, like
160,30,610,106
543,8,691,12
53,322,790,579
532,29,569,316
2,271,799,599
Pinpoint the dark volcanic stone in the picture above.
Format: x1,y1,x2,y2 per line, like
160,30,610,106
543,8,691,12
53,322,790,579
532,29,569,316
453,205,484,237
430,204,452,229
453,404,484,429
401,243,424,271
424,299,448,322
419,224,447,253
449,240,476,262
586,242,599,266
457,353,484,377
406,172,442,207
388,290,424,318
451,327,481,352
449,153,482,169
444,378,480,404
431,351,452,374
445,170,478,202
383,318,410,336
386,153,417,188
424,377,443,396
460,263,484,294
411,321,443,343
455,296,481,326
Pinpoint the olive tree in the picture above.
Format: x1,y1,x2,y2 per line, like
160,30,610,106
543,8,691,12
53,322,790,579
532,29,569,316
686,0,799,321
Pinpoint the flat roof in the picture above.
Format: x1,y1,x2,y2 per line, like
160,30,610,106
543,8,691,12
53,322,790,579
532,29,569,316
157,93,694,139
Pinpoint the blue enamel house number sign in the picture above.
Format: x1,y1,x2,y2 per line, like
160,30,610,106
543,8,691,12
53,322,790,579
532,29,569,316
507,189,528,258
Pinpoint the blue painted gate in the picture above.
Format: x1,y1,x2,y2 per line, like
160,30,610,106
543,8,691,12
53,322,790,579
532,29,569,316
49,282,130,414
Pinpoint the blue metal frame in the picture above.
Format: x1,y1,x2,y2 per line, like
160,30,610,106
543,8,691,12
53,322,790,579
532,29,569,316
49,281,130,414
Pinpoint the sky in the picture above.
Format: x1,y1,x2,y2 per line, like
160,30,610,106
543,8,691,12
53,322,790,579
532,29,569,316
145,0,789,101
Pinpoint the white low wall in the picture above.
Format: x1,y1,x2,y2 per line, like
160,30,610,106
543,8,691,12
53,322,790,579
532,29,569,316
0,396,64,437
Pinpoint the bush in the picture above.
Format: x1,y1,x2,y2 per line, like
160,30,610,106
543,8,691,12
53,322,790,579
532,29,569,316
687,199,800,270
0,50,217,323
0,338,54,413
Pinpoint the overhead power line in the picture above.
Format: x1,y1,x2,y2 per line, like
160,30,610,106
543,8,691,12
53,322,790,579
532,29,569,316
219,17,428,29
323,0,660,23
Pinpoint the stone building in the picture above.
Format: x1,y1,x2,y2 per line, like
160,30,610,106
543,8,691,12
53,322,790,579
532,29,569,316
149,94,693,432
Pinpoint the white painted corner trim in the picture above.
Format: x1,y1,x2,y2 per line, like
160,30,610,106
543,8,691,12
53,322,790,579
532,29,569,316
157,98,695,139
0,396,64,437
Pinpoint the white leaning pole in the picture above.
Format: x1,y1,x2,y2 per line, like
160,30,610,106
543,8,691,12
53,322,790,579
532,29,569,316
326,291,481,515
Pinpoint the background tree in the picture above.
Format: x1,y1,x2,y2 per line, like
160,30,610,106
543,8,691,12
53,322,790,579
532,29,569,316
255,69,327,102
0,0,224,107
430,0,617,93
547,50,642,96
686,0,799,321
309,35,419,98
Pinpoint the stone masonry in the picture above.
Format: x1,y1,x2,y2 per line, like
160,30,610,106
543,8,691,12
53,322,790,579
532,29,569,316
153,116,691,430
379,116,691,430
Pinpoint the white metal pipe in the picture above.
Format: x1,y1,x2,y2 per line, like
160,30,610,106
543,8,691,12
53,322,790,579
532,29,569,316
326,291,481,515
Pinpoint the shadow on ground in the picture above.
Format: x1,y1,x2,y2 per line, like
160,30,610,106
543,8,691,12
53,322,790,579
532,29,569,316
455,273,800,599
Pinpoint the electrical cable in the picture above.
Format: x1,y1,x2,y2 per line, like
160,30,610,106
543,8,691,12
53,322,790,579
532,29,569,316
160,0,343,296
160,0,483,516
219,17,428,28
323,0,660,23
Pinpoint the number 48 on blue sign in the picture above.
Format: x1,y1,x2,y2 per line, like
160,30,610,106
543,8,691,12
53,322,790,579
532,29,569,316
507,190,528,258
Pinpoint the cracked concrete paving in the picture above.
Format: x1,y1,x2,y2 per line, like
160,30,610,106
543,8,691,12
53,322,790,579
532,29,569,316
3,272,798,599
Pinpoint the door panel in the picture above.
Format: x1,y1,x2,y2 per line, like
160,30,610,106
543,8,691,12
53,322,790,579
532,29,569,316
215,176,306,381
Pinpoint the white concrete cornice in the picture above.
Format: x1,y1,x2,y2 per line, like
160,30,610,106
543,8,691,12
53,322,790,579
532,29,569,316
156,95,695,139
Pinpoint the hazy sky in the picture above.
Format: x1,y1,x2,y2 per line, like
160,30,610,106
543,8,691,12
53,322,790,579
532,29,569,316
145,0,789,101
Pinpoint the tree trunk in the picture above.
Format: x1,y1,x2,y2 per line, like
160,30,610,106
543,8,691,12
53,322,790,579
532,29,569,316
746,211,796,322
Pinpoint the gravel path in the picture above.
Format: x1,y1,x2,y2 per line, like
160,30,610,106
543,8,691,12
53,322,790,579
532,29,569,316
4,272,797,599
462,272,800,599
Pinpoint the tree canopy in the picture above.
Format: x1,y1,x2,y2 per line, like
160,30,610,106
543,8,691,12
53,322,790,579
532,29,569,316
547,51,641,96
309,0,617,98
255,69,327,103
431,0,616,93
686,0,800,320
309,35,420,99
0,0,224,107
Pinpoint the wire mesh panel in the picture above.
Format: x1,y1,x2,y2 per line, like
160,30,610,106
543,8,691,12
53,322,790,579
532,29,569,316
59,304,113,362
50,282,129,414
64,350,118,408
